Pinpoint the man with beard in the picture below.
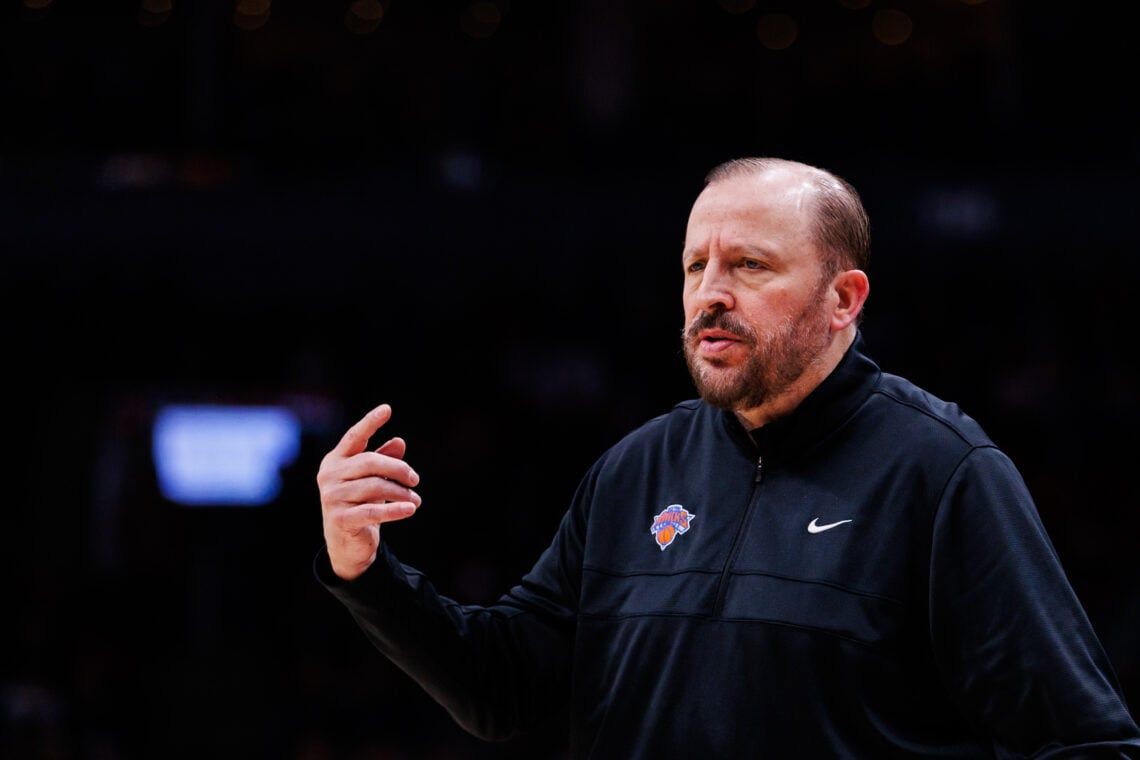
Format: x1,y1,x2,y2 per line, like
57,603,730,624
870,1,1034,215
315,158,1140,756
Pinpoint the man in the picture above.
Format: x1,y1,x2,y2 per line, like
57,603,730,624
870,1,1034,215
315,158,1140,756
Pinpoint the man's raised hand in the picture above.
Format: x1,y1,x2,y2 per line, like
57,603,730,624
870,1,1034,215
317,404,422,581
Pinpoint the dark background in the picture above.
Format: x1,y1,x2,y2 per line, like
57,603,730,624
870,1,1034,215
5,0,1139,757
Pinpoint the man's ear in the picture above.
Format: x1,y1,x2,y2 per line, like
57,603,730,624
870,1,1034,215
830,269,870,330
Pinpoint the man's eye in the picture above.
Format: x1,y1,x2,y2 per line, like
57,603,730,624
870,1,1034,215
743,260,763,270
687,261,705,273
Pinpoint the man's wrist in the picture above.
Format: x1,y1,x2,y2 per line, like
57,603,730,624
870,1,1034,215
315,543,379,588
330,559,369,582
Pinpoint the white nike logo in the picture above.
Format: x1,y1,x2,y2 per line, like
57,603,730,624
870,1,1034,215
807,518,853,534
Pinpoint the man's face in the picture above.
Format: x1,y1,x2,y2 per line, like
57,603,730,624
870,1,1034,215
681,170,836,411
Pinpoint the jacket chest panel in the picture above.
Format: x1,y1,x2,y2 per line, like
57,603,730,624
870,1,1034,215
580,451,921,649
582,454,759,574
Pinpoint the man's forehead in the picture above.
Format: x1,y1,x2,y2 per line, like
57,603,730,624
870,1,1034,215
684,170,817,248
694,169,815,216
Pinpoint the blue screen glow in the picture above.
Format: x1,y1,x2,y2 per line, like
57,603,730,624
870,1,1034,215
152,405,301,506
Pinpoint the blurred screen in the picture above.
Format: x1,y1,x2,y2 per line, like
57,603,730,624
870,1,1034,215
152,404,301,506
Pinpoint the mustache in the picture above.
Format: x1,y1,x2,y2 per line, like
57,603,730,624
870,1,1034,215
682,310,757,344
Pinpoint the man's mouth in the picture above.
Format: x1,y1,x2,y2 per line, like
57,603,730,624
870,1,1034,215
697,329,746,354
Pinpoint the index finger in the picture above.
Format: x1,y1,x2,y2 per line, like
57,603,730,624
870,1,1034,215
333,404,393,458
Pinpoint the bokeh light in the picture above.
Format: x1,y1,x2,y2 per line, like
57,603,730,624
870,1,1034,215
139,0,173,27
873,9,912,46
345,0,384,35
234,0,271,31
461,1,501,39
718,0,757,14
756,13,798,51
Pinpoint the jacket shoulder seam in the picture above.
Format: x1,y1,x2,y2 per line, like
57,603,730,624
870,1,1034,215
870,387,976,447
618,399,702,441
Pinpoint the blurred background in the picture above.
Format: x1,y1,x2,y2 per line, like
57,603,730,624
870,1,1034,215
4,0,1139,757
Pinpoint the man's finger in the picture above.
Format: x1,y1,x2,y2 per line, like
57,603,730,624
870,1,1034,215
336,476,421,507
376,436,407,460
337,501,419,530
339,451,420,487
333,404,392,458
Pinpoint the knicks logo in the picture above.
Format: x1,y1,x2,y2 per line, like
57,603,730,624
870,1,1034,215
650,504,696,551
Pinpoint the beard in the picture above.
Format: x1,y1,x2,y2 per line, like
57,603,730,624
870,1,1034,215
682,287,833,411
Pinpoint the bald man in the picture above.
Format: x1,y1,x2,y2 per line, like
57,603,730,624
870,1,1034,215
315,158,1140,757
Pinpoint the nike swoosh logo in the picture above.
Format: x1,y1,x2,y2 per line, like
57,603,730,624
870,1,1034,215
807,518,853,534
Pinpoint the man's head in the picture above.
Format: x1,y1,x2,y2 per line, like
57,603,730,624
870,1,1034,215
681,158,871,416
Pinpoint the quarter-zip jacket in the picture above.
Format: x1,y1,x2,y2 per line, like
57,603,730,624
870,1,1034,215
316,334,1140,757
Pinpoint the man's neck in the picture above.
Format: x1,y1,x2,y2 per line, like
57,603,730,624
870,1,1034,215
733,327,856,431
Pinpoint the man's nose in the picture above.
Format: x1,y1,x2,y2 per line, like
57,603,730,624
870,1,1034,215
693,264,735,313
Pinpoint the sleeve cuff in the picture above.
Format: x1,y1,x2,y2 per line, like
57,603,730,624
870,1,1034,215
312,542,399,595
312,543,349,588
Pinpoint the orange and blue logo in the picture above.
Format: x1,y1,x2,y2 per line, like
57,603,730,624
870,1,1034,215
650,504,696,551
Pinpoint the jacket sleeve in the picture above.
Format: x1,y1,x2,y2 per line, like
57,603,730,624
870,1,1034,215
313,460,597,742
929,445,1140,758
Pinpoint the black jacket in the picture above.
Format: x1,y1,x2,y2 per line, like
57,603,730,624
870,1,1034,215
316,335,1140,757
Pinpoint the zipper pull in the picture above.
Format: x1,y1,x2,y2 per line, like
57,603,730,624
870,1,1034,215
754,455,763,483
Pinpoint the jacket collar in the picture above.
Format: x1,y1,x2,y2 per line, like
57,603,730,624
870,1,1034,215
718,331,882,461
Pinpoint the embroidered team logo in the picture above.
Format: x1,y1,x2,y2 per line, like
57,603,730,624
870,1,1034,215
650,504,696,551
